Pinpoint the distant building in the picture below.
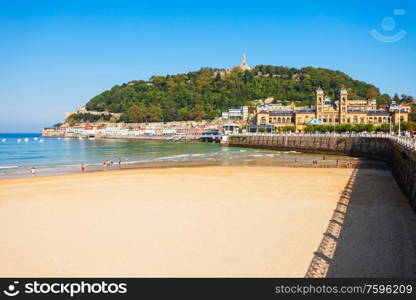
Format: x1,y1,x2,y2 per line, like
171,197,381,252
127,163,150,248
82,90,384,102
222,106,249,120
257,102,297,112
239,53,251,71
65,106,121,120
256,88,409,130
213,54,251,77
389,102,411,113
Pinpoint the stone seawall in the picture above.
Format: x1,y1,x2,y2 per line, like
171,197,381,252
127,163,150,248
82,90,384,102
227,135,416,212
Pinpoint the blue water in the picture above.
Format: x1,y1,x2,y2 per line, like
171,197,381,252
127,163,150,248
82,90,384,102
0,133,349,177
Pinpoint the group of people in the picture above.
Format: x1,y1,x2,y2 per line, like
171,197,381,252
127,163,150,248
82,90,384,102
103,159,122,170
309,157,354,168
80,158,123,173
28,158,125,176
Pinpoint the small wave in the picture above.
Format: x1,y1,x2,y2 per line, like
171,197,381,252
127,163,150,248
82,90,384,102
0,166,19,170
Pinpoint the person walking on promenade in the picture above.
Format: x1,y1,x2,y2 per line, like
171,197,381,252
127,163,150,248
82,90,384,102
31,167,36,176
81,163,85,173
336,159,340,167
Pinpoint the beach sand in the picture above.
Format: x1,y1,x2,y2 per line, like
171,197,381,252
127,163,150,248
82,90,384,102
0,166,415,277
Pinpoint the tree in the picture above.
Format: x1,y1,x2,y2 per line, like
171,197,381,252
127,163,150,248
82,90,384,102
128,105,147,123
147,105,163,122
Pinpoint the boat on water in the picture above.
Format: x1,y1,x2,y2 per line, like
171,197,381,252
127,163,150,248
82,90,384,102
88,135,95,140
39,139,44,143
1,138,6,142
17,138,22,143
24,138,29,142
33,137,38,141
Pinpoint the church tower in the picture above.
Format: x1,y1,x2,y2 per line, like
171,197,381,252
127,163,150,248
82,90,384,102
239,53,251,71
339,87,348,123
315,87,324,119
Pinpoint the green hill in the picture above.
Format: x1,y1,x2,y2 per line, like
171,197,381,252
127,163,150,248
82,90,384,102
83,65,394,123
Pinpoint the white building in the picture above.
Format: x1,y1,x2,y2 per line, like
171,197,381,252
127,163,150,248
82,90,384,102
222,106,249,120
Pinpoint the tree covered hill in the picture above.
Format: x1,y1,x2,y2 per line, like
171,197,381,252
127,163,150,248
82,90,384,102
83,65,404,123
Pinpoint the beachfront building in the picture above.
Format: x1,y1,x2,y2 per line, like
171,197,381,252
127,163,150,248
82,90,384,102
256,88,409,130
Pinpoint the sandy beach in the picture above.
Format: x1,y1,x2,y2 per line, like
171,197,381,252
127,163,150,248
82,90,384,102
1,166,415,277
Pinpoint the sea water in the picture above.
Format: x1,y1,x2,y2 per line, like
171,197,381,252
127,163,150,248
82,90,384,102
0,133,354,178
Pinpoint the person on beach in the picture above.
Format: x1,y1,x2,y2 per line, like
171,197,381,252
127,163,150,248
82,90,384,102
31,167,36,176
294,157,297,163
336,159,340,167
118,158,122,168
81,163,85,173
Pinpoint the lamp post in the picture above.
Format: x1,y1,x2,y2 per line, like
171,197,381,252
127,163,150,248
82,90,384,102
389,115,392,135
398,107,401,137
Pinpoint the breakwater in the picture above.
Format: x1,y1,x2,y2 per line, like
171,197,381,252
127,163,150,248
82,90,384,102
226,134,416,212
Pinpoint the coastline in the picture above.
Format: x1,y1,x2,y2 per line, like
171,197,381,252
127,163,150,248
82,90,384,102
0,156,387,180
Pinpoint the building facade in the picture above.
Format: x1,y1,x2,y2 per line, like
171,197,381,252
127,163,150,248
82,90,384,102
222,106,249,120
256,88,408,130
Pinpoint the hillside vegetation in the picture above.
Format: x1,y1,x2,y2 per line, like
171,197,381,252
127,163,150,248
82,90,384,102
83,65,411,123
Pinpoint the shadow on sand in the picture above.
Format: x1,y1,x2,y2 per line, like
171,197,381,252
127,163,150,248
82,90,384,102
305,166,416,278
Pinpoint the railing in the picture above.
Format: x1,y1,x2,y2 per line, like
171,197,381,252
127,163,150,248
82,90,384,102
228,132,416,153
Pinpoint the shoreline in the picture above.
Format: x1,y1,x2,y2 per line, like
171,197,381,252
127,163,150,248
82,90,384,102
0,157,387,181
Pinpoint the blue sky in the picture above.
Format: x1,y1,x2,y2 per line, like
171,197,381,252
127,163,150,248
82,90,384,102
0,0,415,132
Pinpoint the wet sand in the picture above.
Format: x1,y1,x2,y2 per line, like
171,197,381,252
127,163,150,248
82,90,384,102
0,166,415,277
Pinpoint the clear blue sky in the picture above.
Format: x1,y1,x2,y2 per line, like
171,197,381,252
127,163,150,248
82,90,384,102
0,0,415,132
